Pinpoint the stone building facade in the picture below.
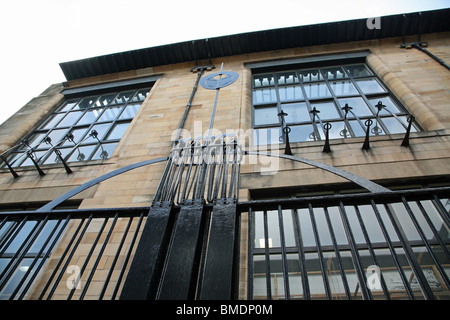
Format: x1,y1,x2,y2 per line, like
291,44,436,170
0,9,449,300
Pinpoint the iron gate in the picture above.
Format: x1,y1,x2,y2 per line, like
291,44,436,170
0,187,449,300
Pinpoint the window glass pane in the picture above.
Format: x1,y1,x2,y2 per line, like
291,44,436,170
254,74,275,87
303,83,331,99
311,101,340,120
299,69,323,82
356,79,386,94
382,117,414,134
368,97,402,115
338,97,373,117
23,132,47,149
253,127,281,145
7,152,27,168
289,124,323,142
77,108,105,125
58,100,78,112
91,143,118,160
325,121,349,139
20,151,47,166
254,107,279,126
119,103,141,120
42,148,72,165
253,88,277,104
329,80,359,96
81,124,111,144
41,114,65,129
106,122,130,140
131,89,150,102
94,93,116,107
74,97,97,110
321,67,347,80
281,102,310,124
278,85,303,102
345,64,372,77
45,128,69,146
348,120,386,137
113,91,134,104
277,72,299,85
61,127,89,146
348,120,366,137
68,145,96,162
56,111,84,127
97,106,123,122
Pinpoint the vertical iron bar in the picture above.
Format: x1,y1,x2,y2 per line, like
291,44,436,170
370,200,414,299
198,199,237,300
338,202,372,300
416,201,450,259
323,207,352,300
353,206,391,299
432,194,450,227
401,199,450,290
19,215,71,300
308,203,332,299
99,216,134,300
0,218,46,292
0,217,29,256
10,218,63,300
79,214,118,300
157,201,205,300
68,217,109,300
386,200,435,299
384,203,435,299
39,217,87,300
112,212,145,300
247,207,254,300
277,205,290,300
47,215,93,300
292,209,310,300
263,210,272,299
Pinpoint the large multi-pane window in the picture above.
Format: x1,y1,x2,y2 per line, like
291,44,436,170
252,63,418,145
5,88,150,168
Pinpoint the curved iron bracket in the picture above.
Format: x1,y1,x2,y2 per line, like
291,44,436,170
37,157,169,211
245,151,391,193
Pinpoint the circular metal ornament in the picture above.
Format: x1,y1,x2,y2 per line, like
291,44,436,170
200,71,239,90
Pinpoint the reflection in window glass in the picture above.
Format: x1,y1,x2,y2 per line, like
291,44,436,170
119,103,141,119
321,67,347,80
311,101,340,120
97,106,123,122
304,83,331,99
107,123,130,140
254,107,279,126
56,111,84,127
91,143,118,160
281,103,310,124
278,85,303,102
345,64,372,77
330,80,359,96
356,79,385,94
76,108,103,125
67,145,96,162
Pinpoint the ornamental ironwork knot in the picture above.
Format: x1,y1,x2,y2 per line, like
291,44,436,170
200,71,239,90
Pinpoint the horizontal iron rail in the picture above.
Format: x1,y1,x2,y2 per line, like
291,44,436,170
236,186,450,212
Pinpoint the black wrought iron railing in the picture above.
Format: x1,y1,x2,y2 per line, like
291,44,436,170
0,187,449,300
240,187,450,300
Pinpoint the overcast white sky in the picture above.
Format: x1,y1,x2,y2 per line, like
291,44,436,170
0,0,448,125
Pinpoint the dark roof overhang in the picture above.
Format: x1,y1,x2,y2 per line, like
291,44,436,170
59,8,450,81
